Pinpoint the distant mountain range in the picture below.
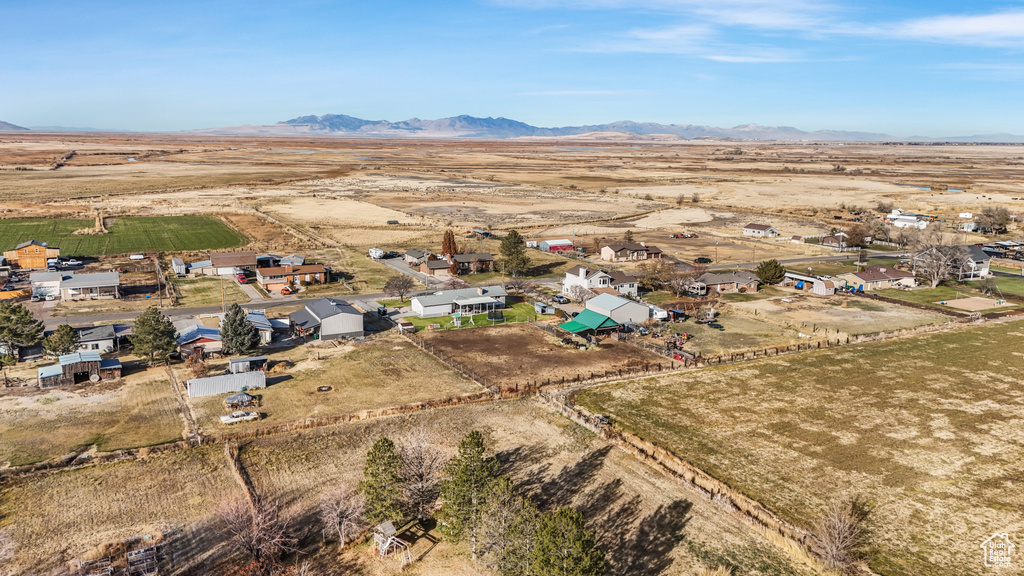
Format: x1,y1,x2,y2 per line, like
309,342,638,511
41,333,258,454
6,114,1024,142
0,120,28,131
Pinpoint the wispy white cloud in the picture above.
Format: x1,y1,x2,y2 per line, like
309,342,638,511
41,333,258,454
575,23,801,62
889,11,1024,47
517,89,651,95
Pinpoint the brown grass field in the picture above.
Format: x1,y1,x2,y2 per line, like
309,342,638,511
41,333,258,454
0,363,183,466
576,322,1024,576
418,323,671,388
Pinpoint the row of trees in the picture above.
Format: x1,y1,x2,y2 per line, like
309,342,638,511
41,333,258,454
336,429,604,576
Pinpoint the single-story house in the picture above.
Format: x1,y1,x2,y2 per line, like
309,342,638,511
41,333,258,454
743,223,779,237
600,242,663,262
698,272,759,293
782,272,836,296
255,264,327,292
451,253,494,274
210,251,258,275
229,355,268,374
59,271,120,300
37,351,121,388
289,297,364,340
562,265,639,298
585,293,650,324
887,210,928,229
244,309,275,344
186,371,266,398
539,239,574,253
75,324,117,353
420,259,453,277
836,265,916,291
404,249,429,265
3,240,60,270
171,257,187,276
411,286,508,318
177,325,222,357
558,309,619,334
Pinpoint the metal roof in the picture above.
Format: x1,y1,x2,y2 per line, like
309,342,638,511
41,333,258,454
171,257,184,266
76,324,116,342
177,325,221,345
586,293,634,311
30,272,63,283
230,356,267,365
37,364,62,379
453,296,499,306
280,254,305,266
59,351,102,364
188,259,212,269
289,308,320,330
559,309,618,333
60,272,120,289
244,309,273,330
413,285,508,308
306,297,360,320
186,371,266,398
15,240,49,249
99,358,121,369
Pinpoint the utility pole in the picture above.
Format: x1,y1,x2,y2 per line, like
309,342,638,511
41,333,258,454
221,275,226,314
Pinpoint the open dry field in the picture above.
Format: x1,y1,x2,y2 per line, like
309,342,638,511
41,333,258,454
182,334,484,437
576,322,1024,576
0,363,183,466
0,399,822,576
418,323,671,388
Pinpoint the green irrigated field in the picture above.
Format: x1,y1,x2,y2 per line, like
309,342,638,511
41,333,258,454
576,323,1024,576
0,215,246,256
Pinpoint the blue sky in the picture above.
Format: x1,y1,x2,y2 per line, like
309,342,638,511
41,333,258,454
2,0,1024,135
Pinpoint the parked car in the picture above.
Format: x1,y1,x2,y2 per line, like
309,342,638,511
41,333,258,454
694,257,713,264
236,273,248,284
281,286,292,295
47,266,58,272
65,259,82,266
45,294,55,301
552,294,569,304
30,294,40,302
1013,251,1024,261
220,411,260,425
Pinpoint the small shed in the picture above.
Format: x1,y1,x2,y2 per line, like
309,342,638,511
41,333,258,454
171,257,187,276
187,371,267,398
229,356,268,374
397,321,416,334
37,351,121,388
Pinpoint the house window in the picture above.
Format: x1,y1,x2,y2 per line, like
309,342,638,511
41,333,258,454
91,343,99,350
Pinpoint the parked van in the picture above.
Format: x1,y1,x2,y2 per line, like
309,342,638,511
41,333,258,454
129,254,145,261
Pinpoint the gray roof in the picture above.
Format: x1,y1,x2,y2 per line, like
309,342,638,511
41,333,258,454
76,324,116,342
38,364,63,379
587,293,634,311
171,257,184,265
424,260,451,270
15,240,50,249
60,272,120,289
453,253,494,263
225,392,254,403
413,285,508,308
968,245,991,262
290,308,319,330
230,356,267,365
186,371,266,398
280,254,305,266
59,351,102,365
405,248,427,259
177,325,221,345
30,272,63,283
189,259,212,269
306,297,360,320
699,272,759,285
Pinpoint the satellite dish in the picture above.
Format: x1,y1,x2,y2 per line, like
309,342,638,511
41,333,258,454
89,374,100,383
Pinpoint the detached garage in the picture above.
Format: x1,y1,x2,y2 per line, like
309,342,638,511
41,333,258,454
186,371,266,398
585,293,650,324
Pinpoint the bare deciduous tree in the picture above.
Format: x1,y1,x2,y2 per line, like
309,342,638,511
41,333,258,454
442,276,471,290
479,477,539,576
399,427,451,521
567,285,596,304
810,496,872,573
219,496,298,567
666,264,706,296
504,277,534,294
913,245,971,288
319,484,366,548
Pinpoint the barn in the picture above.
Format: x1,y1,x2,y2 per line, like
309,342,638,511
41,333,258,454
539,239,574,253
585,293,650,324
37,351,121,389
186,371,266,398
171,257,187,276
3,240,60,270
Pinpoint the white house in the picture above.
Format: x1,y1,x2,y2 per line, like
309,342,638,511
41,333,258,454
562,265,639,298
410,286,508,318
289,298,364,340
887,210,928,229
74,325,117,353
585,293,650,324
743,223,779,237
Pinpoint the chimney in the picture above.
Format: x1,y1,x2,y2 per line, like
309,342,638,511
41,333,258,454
580,267,588,279
879,267,886,273
640,242,646,247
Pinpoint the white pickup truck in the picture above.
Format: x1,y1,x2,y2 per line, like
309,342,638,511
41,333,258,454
220,411,260,425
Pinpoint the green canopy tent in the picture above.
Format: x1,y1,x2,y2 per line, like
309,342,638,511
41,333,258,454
558,309,619,334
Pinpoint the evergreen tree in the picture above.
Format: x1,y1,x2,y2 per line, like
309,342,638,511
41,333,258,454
359,437,404,524
221,303,261,356
0,301,44,361
755,259,786,285
43,324,80,358
498,230,531,277
129,306,178,364
442,230,458,257
441,430,498,560
480,477,540,576
530,507,605,576
624,229,634,243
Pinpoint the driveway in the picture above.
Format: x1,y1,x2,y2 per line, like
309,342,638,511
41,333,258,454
238,282,265,302
379,258,443,288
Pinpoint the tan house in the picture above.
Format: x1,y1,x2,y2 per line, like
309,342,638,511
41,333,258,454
600,242,663,262
420,259,453,277
742,223,779,237
4,240,60,269
698,272,759,293
837,265,916,290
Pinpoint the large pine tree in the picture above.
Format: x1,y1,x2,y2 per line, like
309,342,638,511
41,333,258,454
359,437,405,525
221,303,261,356
129,306,177,363
530,507,605,576
43,324,80,358
498,230,531,277
441,430,498,560
0,301,44,361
